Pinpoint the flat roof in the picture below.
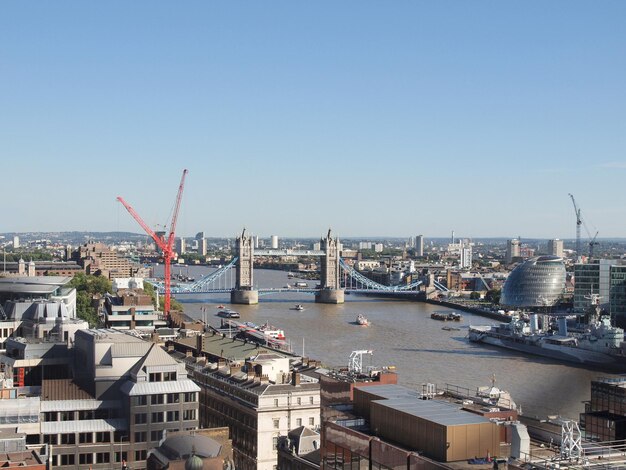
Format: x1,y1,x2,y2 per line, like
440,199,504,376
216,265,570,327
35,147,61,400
373,398,491,426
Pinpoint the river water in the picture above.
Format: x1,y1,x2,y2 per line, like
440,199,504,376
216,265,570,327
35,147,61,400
158,265,621,420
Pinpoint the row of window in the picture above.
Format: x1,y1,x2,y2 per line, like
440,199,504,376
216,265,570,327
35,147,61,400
273,396,315,407
44,409,112,422
134,409,196,426
43,431,111,445
273,417,315,428
149,371,177,382
132,392,196,406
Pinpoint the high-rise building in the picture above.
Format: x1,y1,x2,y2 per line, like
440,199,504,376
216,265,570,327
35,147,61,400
415,235,424,257
176,237,186,255
195,232,205,240
460,242,472,269
198,237,207,256
505,239,521,264
574,260,626,324
270,235,279,249
12,236,19,249
548,239,564,258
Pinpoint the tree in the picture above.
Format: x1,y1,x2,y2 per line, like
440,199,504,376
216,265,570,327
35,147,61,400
485,289,501,305
469,291,481,300
69,272,112,327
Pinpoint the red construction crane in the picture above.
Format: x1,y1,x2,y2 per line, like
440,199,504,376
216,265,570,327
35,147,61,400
117,169,188,317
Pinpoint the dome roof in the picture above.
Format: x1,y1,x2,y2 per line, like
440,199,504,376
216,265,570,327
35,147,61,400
185,453,204,470
160,434,221,460
501,256,566,308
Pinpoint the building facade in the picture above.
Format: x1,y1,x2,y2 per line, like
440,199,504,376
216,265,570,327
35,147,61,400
500,256,566,308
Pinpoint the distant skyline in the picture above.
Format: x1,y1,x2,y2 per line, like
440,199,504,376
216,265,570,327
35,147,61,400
2,2,625,238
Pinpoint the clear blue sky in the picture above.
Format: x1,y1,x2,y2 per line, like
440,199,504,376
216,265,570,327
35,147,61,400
2,1,625,239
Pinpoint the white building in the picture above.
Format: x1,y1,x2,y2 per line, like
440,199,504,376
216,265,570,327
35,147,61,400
506,239,521,264
270,235,279,249
548,239,564,258
176,237,186,255
460,242,473,269
12,236,19,249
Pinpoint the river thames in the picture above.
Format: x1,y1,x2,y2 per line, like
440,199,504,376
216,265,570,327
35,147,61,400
157,265,621,420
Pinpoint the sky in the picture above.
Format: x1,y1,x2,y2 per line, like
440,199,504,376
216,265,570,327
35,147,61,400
1,1,625,239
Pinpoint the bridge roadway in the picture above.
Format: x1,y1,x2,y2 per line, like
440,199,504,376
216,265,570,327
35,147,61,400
172,287,423,296
253,249,325,256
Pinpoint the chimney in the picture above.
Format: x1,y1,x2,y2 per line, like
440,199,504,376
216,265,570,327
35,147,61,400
230,362,242,376
260,374,269,384
292,371,301,386
196,334,204,353
245,362,255,380
185,349,193,358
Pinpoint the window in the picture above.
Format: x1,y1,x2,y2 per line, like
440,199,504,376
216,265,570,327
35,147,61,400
79,453,93,465
167,393,180,404
43,435,58,445
167,410,179,421
135,450,147,461
133,395,148,406
79,410,95,420
297,397,302,405
151,394,164,405
61,433,75,444
96,432,111,443
274,399,279,407
60,454,75,466
296,418,302,427
309,417,315,426
183,409,196,421
134,432,146,443
310,396,314,404
151,430,161,441
79,433,93,444
149,372,162,382
60,411,74,421
96,452,110,464
114,452,128,464
134,413,147,425
164,371,176,381
273,418,280,429
44,412,58,422
184,392,196,402
151,412,164,423
273,437,278,450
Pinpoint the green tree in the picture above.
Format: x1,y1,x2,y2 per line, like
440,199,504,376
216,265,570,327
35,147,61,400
469,291,481,300
485,289,501,305
69,272,112,327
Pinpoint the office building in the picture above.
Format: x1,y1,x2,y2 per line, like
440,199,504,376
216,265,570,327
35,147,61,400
170,334,320,470
580,377,626,441
104,289,161,332
73,242,147,280
270,235,279,249
548,239,564,258
505,239,521,264
175,238,186,255
198,238,207,256
415,234,424,257
500,256,566,308
574,260,626,326
12,236,19,249
459,241,472,269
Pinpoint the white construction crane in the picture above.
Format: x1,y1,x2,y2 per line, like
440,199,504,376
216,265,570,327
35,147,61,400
568,194,599,261
348,350,373,375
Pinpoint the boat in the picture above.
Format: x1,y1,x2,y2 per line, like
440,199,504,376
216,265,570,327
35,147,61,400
217,309,240,319
255,322,286,340
291,304,304,311
287,272,295,278
442,326,461,331
356,314,370,326
431,311,463,321
294,282,308,288
468,295,626,372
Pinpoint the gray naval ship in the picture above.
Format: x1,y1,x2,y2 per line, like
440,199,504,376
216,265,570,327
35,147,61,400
469,295,626,371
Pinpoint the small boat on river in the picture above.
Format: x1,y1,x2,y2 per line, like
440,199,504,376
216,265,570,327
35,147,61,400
431,311,463,322
356,314,370,326
291,304,304,311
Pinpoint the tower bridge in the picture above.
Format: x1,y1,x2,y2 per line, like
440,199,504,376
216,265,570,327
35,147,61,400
150,229,431,304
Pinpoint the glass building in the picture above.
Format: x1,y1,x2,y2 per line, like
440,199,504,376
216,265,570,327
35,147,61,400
500,256,566,308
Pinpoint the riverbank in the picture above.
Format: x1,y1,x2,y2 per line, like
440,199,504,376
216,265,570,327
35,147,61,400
423,298,509,322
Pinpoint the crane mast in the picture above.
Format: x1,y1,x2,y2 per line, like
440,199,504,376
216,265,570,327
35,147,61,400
568,193,582,261
118,169,188,317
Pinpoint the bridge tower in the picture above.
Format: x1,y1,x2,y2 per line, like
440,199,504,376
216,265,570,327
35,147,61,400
231,229,259,305
315,229,345,304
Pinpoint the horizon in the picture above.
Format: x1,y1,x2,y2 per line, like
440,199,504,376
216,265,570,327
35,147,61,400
2,2,625,237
